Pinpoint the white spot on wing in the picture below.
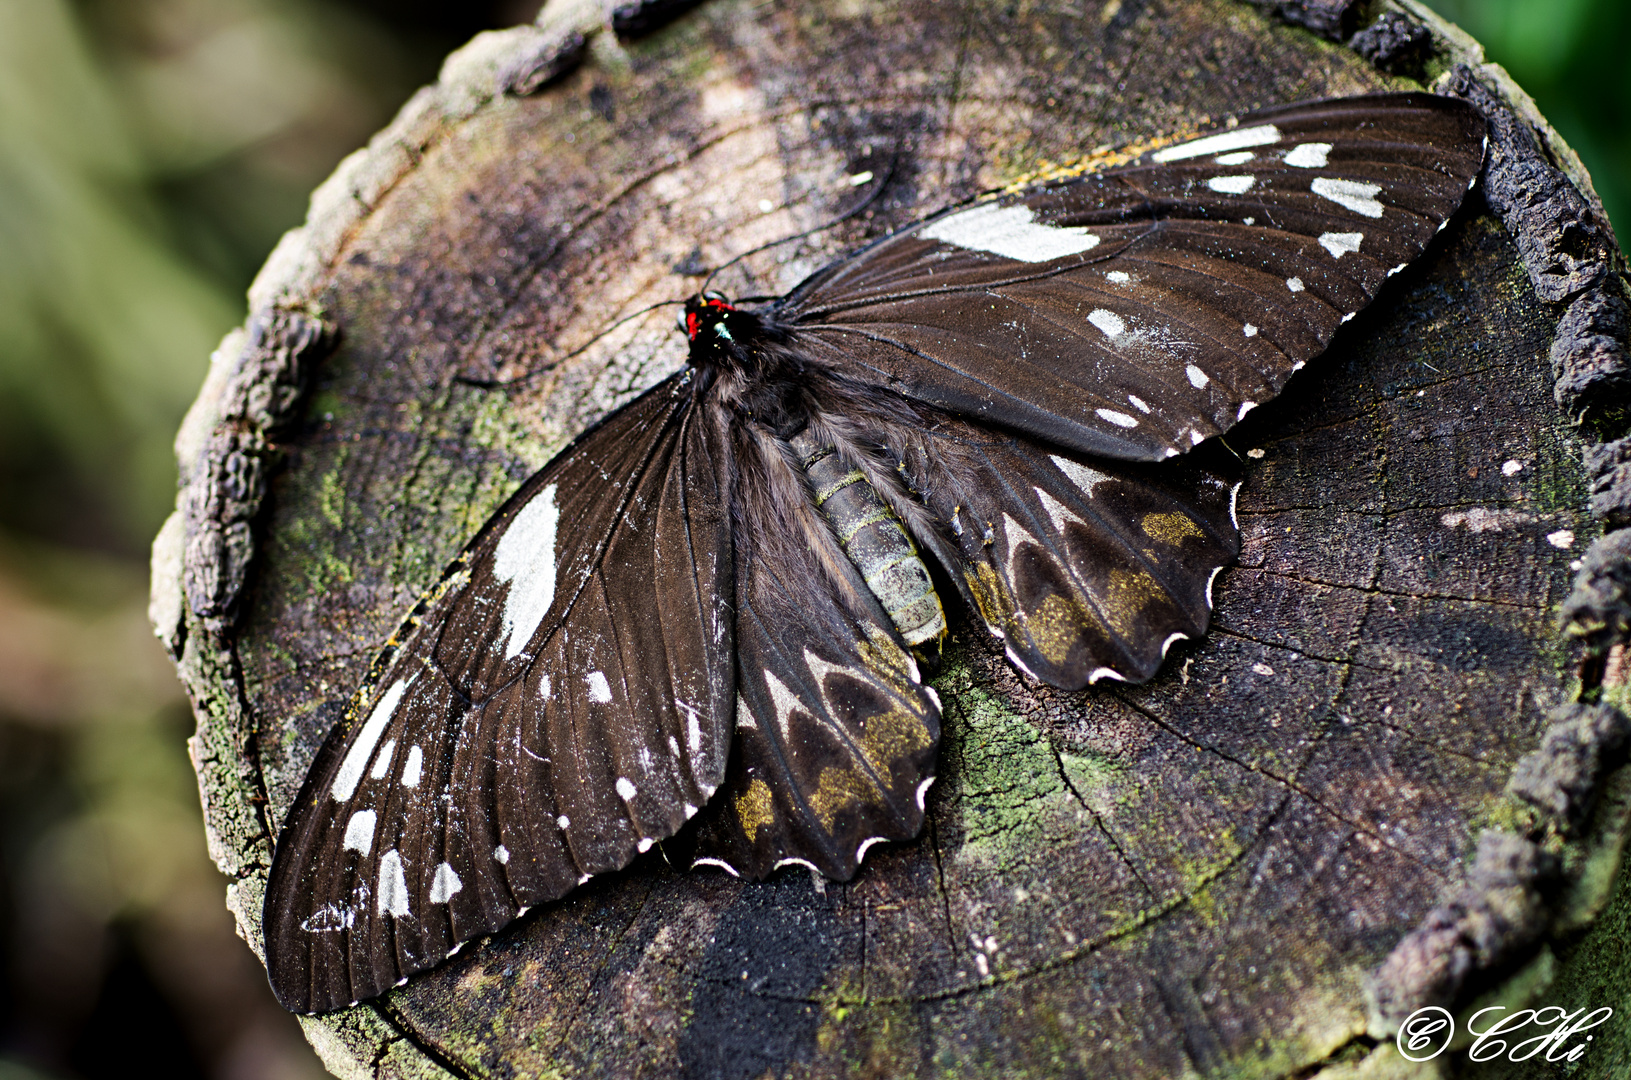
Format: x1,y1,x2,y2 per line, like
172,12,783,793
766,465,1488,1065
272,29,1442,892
762,669,804,741
556,814,570,829
300,904,354,933
1207,175,1255,194
921,202,1101,262
377,850,410,918
691,857,741,877
1319,231,1364,258
1161,632,1190,657
1005,646,1040,682
1152,123,1281,163
1237,401,1257,421
1128,394,1151,413
494,844,510,864
916,776,936,810
586,670,613,704
1214,151,1254,165
492,484,560,660
637,838,654,853
429,862,462,903
1050,455,1111,497
369,739,396,780
400,745,423,788
332,677,410,801
1312,177,1384,218
1087,308,1126,338
857,837,888,863
1087,667,1127,684
1186,364,1210,388
1286,276,1305,292
1206,566,1224,610
1034,487,1085,535
1284,142,1331,168
1243,323,1258,337
775,857,821,873
1096,408,1139,428
343,810,377,855
615,777,637,801
1105,270,1131,284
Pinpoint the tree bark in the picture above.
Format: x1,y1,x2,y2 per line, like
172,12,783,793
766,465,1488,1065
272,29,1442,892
150,0,1631,1076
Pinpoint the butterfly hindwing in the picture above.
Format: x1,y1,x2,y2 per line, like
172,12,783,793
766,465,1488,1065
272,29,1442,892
902,416,1240,688
682,431,941,880
263,373,735,1012
779,93,1485,461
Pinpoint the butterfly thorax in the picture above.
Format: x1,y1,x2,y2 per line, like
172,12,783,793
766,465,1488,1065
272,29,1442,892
682,291,947,655
683,292,811,435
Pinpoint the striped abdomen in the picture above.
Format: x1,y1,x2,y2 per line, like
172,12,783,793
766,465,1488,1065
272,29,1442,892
790,429,946,648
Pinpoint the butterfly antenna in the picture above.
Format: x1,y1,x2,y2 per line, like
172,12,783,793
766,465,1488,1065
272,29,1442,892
698,146,901,297
454,298,686,390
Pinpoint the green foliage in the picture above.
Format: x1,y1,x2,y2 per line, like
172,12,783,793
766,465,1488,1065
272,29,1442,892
1423,0,1630,243
0,0,235,548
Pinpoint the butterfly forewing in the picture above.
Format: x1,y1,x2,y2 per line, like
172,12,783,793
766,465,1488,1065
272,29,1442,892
264,373,735,1013
779,93,1485,461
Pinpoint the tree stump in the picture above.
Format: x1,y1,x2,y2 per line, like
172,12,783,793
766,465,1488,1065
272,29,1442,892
151,0,1631,1075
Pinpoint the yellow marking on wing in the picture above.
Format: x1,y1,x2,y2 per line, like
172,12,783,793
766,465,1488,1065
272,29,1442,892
1100,568,1166,639
999,134,1189,192
857,706,933,777
807,765,884,832
964,562,1011,631
1019,592,1084,667
736,778,775,841
1142,512,1205,547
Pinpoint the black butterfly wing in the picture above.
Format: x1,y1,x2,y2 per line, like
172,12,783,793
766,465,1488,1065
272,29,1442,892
682,447,941,880
777,92,1485,461
901,416,1239,688
264,372,735,1013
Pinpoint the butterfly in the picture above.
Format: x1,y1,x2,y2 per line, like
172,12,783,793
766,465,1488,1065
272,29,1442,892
263,92,1486,1012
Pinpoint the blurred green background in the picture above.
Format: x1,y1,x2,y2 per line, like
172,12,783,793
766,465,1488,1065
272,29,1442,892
0,0,1623,1077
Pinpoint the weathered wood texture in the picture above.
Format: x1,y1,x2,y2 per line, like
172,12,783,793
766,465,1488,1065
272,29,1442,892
150,0,1631,1076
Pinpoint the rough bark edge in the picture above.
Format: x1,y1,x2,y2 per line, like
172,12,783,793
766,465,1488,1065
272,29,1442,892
142,0,1631,1075
1239,0,1631,1053
144,9,608,1079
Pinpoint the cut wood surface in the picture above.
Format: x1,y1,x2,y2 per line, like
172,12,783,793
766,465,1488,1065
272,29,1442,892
151,0,1631,1076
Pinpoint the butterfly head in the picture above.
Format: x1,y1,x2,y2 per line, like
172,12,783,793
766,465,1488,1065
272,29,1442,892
682,291,772,370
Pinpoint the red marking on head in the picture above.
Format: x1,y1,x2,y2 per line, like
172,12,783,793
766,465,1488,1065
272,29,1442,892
685,312,699,340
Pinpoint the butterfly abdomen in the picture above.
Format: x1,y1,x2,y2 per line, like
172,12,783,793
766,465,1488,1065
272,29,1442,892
790,428,946,649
